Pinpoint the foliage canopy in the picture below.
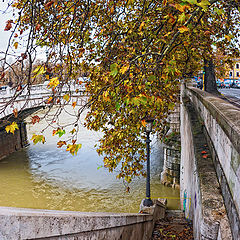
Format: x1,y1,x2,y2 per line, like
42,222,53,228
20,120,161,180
1,0,240,182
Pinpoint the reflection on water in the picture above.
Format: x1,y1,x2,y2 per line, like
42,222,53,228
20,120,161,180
0,108,179,213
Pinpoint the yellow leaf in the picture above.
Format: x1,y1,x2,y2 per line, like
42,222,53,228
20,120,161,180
63,94,70,101
120,64,129,74
33,65,46,76
5,122,19,134
178,26,189,33
139,22,145,31
13,42,18,49
31,134,45,144
47,77,59,89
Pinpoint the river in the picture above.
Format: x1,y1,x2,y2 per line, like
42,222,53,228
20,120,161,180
0,107,179,213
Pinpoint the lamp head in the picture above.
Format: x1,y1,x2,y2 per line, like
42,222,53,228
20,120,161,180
145,118,154,133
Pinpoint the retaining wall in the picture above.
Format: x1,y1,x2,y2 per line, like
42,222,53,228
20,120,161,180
0,200,165,240
180,84,234,239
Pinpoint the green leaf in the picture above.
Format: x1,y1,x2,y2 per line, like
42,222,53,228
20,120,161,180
148,75,156,81
110,63,118,77
139,96,147,105
115,102,121,111
197,0,210,10
56,129,66,137
181,0,197,4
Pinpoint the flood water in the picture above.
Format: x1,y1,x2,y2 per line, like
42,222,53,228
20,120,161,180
0,107,179,213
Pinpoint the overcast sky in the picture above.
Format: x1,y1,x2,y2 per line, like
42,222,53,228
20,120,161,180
0,2,46,62
0,2,12,52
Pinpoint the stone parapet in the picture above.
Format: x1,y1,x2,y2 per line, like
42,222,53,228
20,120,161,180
0,200,165,240
184,85,240,239
180,84,233,239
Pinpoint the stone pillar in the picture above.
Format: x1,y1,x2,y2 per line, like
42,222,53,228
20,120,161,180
0,121,28,161
18,121,29,147
160,102,181,189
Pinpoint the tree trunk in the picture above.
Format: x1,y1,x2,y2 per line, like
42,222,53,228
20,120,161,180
204,58,219,94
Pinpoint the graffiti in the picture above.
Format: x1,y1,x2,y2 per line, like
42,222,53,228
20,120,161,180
183,190,187,211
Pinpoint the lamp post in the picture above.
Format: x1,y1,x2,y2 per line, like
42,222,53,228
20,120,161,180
143,118,154,207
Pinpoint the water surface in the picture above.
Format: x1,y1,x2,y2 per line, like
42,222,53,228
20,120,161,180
0,107,179,213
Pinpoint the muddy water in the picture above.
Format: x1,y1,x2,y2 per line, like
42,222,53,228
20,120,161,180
0,107,179,213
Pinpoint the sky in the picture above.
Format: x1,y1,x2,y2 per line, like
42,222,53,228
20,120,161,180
0,2,46,62
0,2,13,53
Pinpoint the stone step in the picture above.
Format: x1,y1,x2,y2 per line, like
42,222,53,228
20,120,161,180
151,210,193,239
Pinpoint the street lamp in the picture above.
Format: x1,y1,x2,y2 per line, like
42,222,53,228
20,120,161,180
143,117,154,207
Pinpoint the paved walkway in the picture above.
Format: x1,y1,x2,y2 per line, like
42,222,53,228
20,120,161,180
151,210,193,240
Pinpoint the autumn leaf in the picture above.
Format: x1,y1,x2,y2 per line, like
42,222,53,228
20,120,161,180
120,64,129,74
110,63,118,77
13,42,19,49
66,143,82,155
139,22,145,31
70,128,76,134
47,97,53,104
13,109,18,118
141,119,146,127
36,24,41,31
57,141,66,148
47,77,59,89
197,0,210,10
63,94,70,101
201,150,207,154
72,101,77,108
202,154,208,158
5,122,19,134
4,20,13,31
31,134,45,144
53,128,66,137
45,0,54,9
225,35,231,41
33,65,46,76
178,26,189,33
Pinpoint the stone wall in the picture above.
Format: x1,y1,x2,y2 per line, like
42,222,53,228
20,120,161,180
0,121,28,161
180,84,233,239
0,200,165,240
184,86,240,239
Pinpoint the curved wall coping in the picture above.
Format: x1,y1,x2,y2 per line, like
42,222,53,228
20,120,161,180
186,86,240,155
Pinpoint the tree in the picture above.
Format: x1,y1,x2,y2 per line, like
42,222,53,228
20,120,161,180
1,0,239,182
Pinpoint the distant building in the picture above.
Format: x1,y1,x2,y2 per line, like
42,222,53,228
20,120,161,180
226,59,240,80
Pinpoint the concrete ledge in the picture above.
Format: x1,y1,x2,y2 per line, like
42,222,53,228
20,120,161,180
186,86,240,155
0,200,165,240
181,95,232,239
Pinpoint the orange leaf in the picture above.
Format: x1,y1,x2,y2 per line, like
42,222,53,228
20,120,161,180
201,150,207,154
47,97,53,104
13,108,18,118
141,119,146,127
36,24,41,31
202,155,208,158
4,20,12,31
57,141,66,148
72,101,77,108
31,115,40,124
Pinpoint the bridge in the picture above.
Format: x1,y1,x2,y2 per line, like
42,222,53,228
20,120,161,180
0,81,239,239
0,80,88,120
